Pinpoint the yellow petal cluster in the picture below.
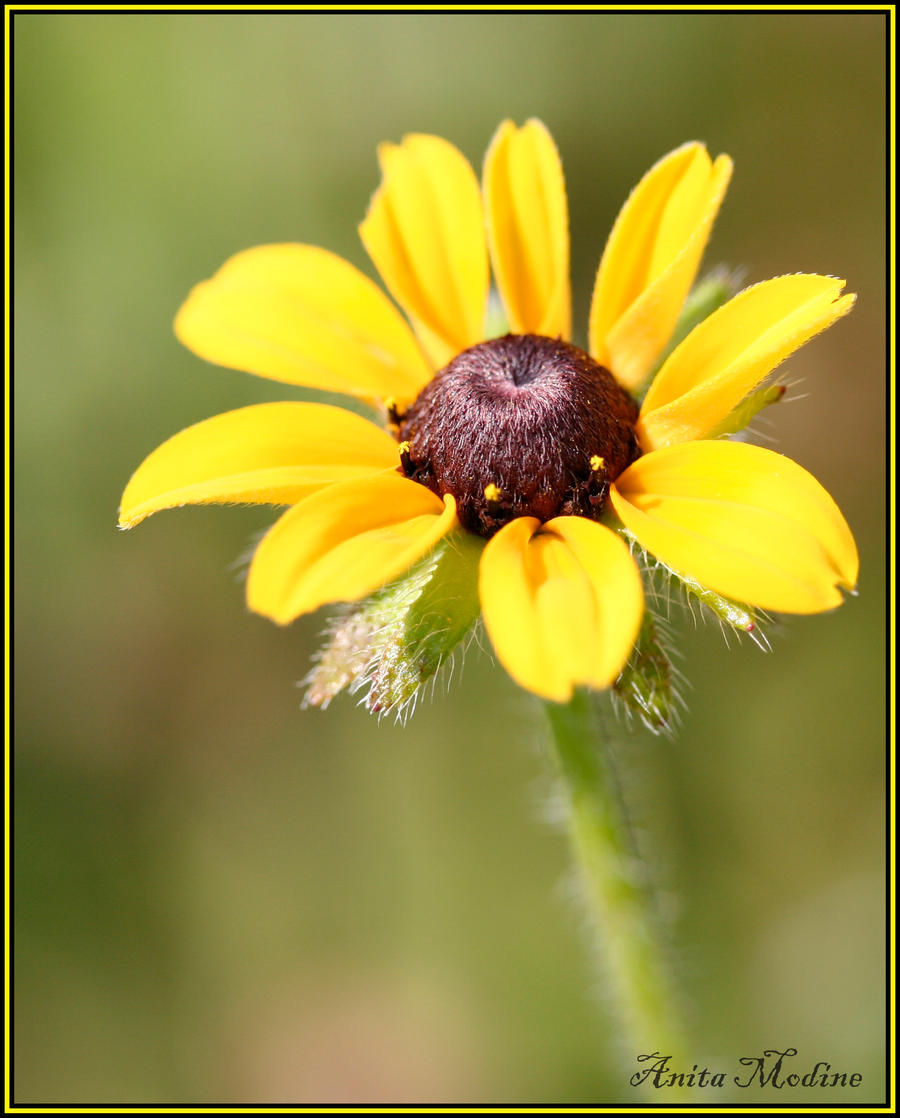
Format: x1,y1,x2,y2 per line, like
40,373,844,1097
121,121,857,703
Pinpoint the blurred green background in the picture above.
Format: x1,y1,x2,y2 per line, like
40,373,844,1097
13,11,886,1105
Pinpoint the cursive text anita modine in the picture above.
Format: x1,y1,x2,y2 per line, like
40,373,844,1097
631,1048,863,1089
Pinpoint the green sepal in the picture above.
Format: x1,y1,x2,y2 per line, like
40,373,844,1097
669,566,753,629
658,561,773,651
613,609,681,735
611,521,774,651
304,530,484,718
705,382,786,439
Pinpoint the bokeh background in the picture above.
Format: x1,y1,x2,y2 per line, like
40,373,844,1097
13,11,887,1106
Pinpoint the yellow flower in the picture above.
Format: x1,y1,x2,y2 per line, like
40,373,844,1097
119,121,858,704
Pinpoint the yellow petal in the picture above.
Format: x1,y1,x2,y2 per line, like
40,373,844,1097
174,244,431,400
247,474,457,624
483,118,570,339
119,402,399,528
609,441,858,614
637,275,856,450
479,516,643,702
589,143,732,390
359,133,489,370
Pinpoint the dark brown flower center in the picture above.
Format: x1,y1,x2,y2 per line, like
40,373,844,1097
394,334,639,537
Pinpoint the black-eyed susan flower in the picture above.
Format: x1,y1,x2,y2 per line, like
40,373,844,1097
119,121,858,705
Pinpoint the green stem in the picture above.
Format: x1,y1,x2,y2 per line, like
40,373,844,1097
544,690,690,1087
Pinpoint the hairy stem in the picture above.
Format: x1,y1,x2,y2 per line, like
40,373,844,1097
544,691,690,1091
